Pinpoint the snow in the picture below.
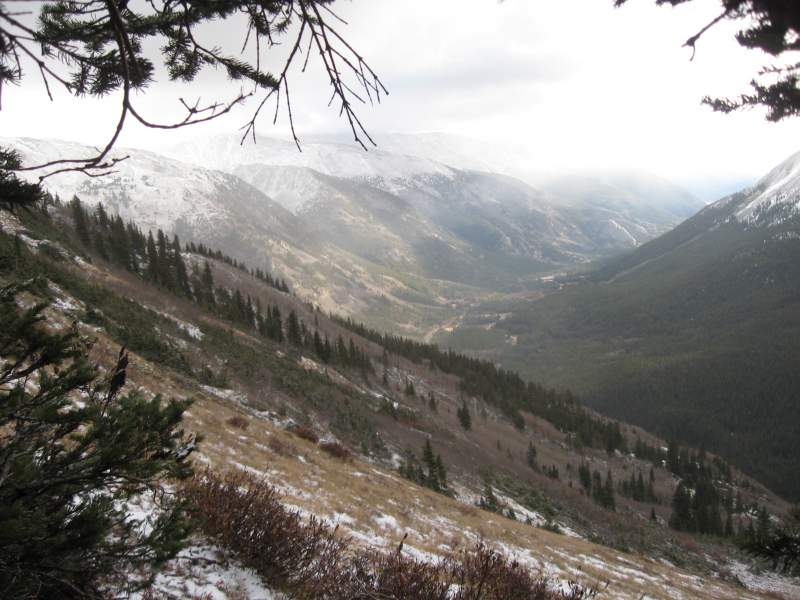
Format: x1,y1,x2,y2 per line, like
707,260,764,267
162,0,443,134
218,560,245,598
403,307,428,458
373,513,401,532
737,150,800,220
728,559,800,598
131,543,282,600
166,133,457,184
1,136,248,236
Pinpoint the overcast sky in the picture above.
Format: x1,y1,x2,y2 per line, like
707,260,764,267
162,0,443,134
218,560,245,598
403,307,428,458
2,0,799,199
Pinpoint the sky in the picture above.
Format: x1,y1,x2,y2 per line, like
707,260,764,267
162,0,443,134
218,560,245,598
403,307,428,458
2,0,800,200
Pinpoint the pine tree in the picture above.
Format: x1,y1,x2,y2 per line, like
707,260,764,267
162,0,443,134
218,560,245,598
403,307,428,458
156,229,174,289
422,439,438,491
70,195,91,247
457,400,472,431
0,281,195,597
479,478,500,513
146,231,159,282
172,235,191,297
526,441,538,470
287,310,303,346
670,482,693,531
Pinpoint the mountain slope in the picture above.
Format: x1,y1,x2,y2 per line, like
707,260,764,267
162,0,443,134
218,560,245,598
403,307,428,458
6,135,704,341
446,149,800,501
2,201,798,599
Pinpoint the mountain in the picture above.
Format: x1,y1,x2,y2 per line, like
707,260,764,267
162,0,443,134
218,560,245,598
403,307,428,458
167,132,704,272
2,199,797,599
440,149,800,501
539,170,705,246
5,135,700,340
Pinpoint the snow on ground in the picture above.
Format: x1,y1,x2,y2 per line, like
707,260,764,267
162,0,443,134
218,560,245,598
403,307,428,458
728,560,800,599
130,543,282,600
200,385,249,405
148,306,204,340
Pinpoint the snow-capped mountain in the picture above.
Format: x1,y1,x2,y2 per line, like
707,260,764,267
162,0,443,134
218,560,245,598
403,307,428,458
164,134,455,186
3,134,706,336
717,149,800,225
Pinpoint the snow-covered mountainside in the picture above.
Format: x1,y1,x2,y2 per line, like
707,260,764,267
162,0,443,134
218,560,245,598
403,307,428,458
168,133,702,242
718,149,800,224
2,136,298,240
165,133,455,184
4,135,704,337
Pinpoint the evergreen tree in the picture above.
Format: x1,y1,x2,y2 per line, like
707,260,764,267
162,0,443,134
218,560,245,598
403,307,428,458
200,261,215,307
172,235,191,297
457,400,472,431
526,441,538,470
479,477,500,513
670,482,693,531
69,195,91,247
0,281,195,597
286,310,303,346
579,462,592,492
146,231,159,282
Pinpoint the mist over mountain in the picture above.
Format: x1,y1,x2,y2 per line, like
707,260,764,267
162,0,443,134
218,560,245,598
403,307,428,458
6,134,703,339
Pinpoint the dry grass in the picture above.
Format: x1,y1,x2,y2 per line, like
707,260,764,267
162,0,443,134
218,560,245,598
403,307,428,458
226,415,249,430
177,391,781,600
34,254,786,600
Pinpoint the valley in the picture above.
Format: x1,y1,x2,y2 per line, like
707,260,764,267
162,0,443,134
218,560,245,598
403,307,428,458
1,187,798,598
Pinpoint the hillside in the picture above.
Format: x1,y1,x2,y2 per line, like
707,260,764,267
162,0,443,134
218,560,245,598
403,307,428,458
4,136,703,341
441,149,800,503
1,196,798,598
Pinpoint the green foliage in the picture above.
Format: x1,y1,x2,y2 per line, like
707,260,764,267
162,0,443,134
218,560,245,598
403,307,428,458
497,210,800,501
457,399,472,431
0,148,43,210
333,314,626,452
399,440,449,495
526,441,538,470
479,477,501,513
0,280,194,598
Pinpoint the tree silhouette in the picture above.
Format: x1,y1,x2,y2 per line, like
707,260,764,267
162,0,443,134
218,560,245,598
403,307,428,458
616,0,800,121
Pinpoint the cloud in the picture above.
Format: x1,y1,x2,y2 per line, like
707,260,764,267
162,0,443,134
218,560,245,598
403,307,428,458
1,0,799,197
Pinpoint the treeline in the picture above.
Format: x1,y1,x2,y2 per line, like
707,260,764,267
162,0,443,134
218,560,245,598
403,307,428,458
398,439,449,495
66,196,372,374
187,240,290,293
577,464,616,511
331,315,626,453
653,440,742,537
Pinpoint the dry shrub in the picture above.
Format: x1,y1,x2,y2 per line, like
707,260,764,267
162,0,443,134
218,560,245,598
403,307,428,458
181,471,597,600
292,425,320,444
267,436,296,457
319,440,352,461
181,471,344,592
225,415,249,430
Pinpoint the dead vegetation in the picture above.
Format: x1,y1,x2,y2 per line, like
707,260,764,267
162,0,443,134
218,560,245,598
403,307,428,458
181,471,595,600
226,415,249,430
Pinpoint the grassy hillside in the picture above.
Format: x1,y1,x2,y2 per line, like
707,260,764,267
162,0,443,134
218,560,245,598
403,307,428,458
1,199,797,598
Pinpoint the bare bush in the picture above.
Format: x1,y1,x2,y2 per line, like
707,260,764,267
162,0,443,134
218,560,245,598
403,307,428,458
319,440,352,461
267,436,296,457
181,471,344,592
180,472,597,599
292,425,320,444
226,415,249,430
